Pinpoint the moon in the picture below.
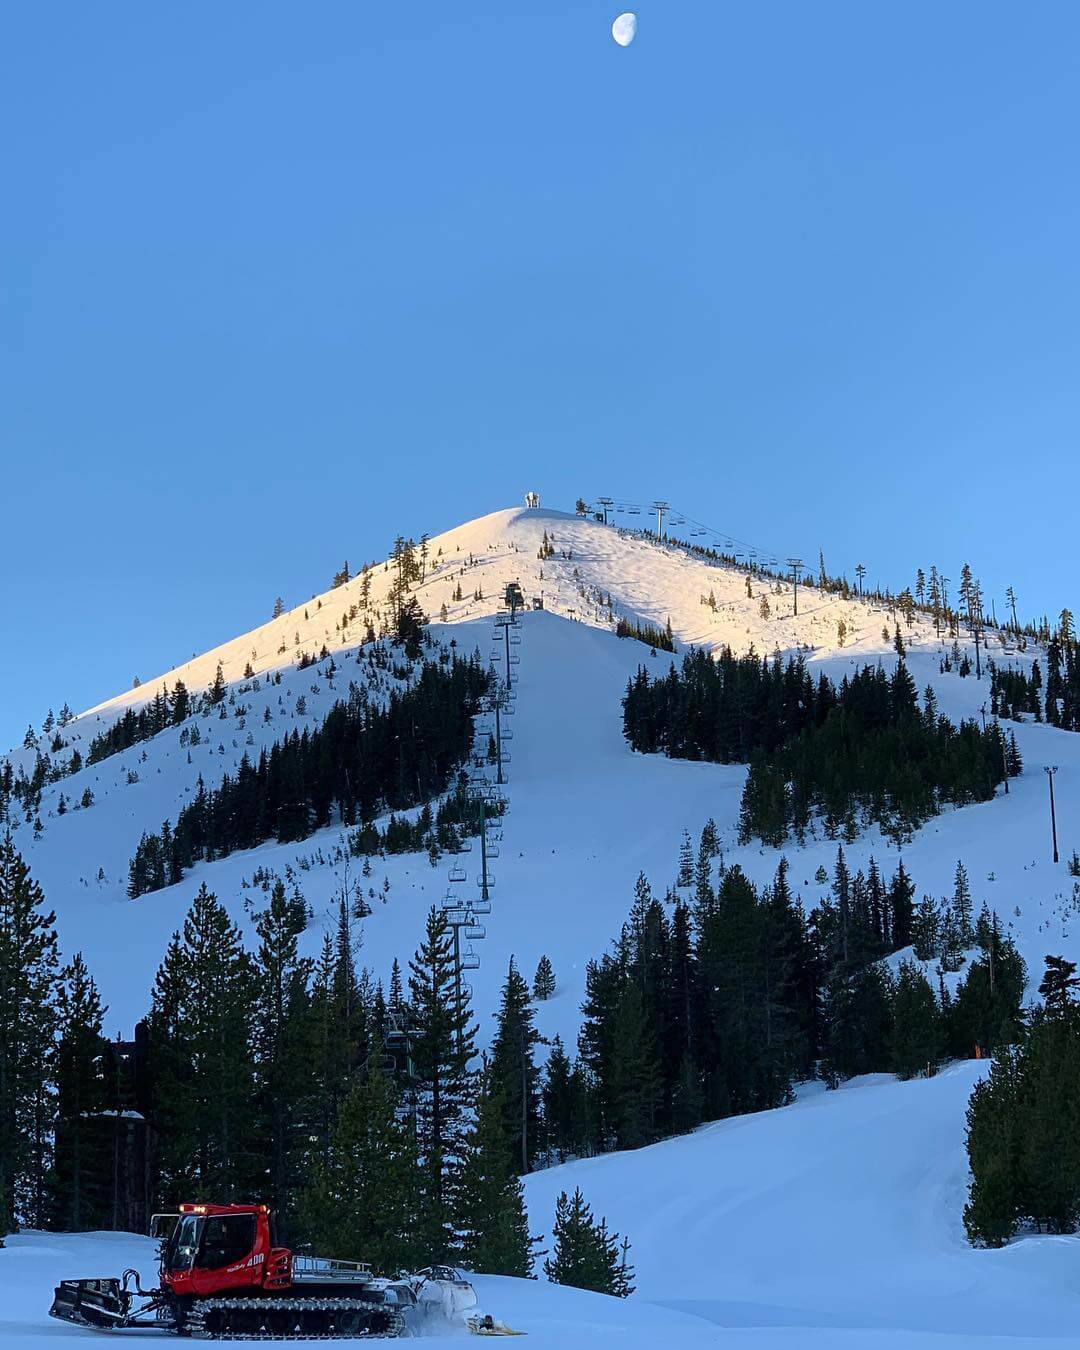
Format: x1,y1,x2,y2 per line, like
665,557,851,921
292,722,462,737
612,12,637,47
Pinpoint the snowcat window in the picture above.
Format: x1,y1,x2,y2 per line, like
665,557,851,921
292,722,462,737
199,1214,256,1270
170,1215,203,1272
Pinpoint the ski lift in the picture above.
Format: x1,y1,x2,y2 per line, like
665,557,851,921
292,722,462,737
465,923,486,941
627,506,641,515
461,946,480,972
471,897,492,915
448,863,466,883
477,872,495,889
484,843,501,858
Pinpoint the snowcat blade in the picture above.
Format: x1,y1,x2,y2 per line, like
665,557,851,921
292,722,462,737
50,1277,128,1329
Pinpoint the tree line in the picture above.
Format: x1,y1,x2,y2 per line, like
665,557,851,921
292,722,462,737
538,831,1026,1162
623,649,1015,845
1,835,633,1296
965,956,1080,1246
989,623,1080,733
127,652,492,896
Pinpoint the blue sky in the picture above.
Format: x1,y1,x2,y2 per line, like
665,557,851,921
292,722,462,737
3,2,1079,744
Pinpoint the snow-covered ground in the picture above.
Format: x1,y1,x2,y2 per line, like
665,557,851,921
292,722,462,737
524,1062,1080,1346
6,1064,1076,1346
0,1228,716,1348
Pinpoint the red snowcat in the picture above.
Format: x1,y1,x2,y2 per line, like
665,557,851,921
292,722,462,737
49,1201,481,1338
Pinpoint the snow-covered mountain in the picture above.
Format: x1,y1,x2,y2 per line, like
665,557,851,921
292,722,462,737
5,502,1079,1346
7,505,1076,1038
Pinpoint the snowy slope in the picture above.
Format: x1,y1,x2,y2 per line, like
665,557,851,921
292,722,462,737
6,1067,1076,1347
4,506,1077,1044
522,1062,1080,1347
0,1230,718,1349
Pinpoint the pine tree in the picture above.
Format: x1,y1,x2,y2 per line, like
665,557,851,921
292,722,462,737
964,1045,1024,1246
489,959,542,1174
252,881,313,1228
147,885,258,1204
948,922,1026,1057
532,954,556,1001
540,1037,576,1163
208,662,227,706
455,1073,535,1275
408,908,477,1257
889,860,915,950
670,1053,704,1134
1039,955,1079,1015
0,835,59,1232
890,962,941,1080
50,954,111,1230
298,1056,423,1272
676,829,694,888
952,861,974,945
608,981,662,1149
544,1188,634,1297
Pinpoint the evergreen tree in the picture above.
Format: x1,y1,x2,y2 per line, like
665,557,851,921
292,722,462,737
50,954,111,1230
544,1188,634,1297
455,1073,535,1275
948,922,1026,1058
298,1056,423,1272
669,1053,704,1134
676,829,694,888
147,885,258,1204
489,959,542,1174
0,835,59,1232
532,954,556,1001
952,862,974,945
539,1037,576,1163
964,1045,1024,1247
608,983,662,1149
252,880,314,1229
889,860,915,950
408,908,477,1257
1038,955,1079,1014
890,962,941,1080
208,662,227,706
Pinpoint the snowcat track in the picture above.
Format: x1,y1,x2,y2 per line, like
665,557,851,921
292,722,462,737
194,1295,406,1340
